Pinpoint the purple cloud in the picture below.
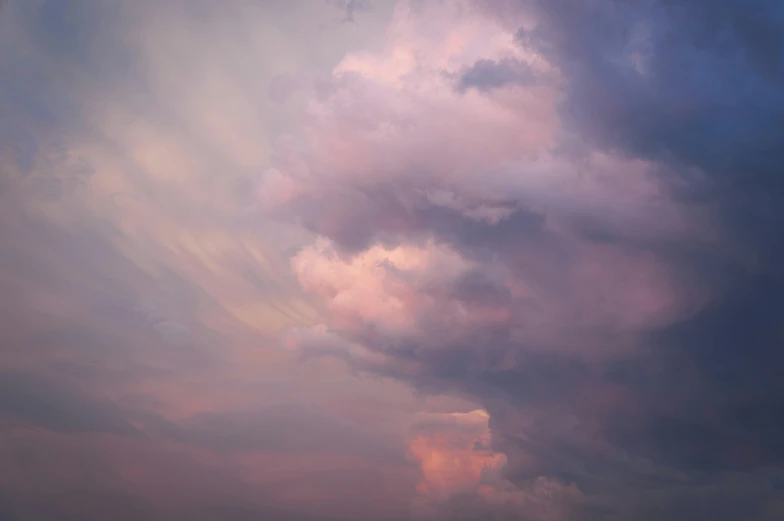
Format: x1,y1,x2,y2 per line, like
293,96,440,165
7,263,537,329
3,0,784,520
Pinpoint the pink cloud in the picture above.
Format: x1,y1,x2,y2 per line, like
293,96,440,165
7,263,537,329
407,409,505,500
266,1,721,516
292,238,474,334
406,409,583,520
269,0,711,362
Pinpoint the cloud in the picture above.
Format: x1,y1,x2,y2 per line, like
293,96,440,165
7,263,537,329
3,0,784,519
455,58,537,92
406,409,583,520
0,1,427,520
0,425,412,521
408,410,504,499
0,372,140,436
268,0,784,518
328,0,370,23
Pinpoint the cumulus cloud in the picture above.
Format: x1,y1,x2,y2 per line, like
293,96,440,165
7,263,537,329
269,0,784,518
407,409,582,520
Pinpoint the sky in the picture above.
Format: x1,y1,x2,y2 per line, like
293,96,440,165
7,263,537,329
1,0,783,520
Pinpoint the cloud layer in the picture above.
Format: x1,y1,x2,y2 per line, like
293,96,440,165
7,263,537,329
264,0,784,518
3,0,784,520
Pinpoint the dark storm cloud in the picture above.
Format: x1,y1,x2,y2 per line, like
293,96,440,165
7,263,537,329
512,0,784,233
513,0,784,439
503,0,784,515
486,0,784,514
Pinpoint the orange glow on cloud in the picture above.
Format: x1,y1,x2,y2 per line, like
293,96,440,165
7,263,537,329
407,409,505,499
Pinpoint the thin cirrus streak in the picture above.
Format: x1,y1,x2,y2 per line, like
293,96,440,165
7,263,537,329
2,0,784,520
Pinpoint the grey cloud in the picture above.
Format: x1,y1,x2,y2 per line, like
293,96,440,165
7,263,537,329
328,0,370,23
278,184,546,257
0,372,139,435
174,403,408,464
456,58,537,92
501,0,784,514
0,433,357,521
